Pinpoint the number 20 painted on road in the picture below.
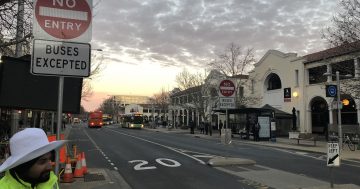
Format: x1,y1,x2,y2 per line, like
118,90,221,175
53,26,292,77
129,158,181,171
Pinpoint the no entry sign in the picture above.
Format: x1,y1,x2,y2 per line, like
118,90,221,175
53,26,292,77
219,79,236,97
33,0,92,42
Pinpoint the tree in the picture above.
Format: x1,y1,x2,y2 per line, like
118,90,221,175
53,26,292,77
209,42,257,107
175,68,207,90
322,0,360,100
0,0,32,56
82,52,106,100
323,0,360,46
98,97,115,115
151,88,170,119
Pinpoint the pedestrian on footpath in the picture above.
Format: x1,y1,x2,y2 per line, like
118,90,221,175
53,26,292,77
0,128,66,189
219,120,223,136
189,120,195,134
205,121,209,135
254,121,261,141
199,122,204,134
209,121,213,136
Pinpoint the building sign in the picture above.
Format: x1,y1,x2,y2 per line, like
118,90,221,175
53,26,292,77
284,87,291,102
219,97,235,109
33,0,92,42
31,39,91,77
326,85,337,97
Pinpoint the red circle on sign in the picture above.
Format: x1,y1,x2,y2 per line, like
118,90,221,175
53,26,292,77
35,0,91,39
219,80,235,97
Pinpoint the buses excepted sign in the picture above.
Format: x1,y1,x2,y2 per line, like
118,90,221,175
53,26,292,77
31,39,91,77
219,97,235,109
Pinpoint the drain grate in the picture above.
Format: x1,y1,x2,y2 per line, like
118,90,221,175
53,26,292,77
84,173,105,182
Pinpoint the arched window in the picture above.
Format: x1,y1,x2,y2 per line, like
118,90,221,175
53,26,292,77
267,73,282,90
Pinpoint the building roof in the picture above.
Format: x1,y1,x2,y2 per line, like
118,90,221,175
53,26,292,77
170,85,202,97
230,74,249,79
303,41,360,64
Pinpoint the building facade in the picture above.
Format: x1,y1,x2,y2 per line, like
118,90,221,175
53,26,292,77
250,42,360,136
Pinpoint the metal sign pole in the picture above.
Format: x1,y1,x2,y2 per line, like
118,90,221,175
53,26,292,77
55,76,64,176
336,71,343,153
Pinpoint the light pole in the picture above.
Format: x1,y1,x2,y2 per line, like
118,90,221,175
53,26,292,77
324,71,352,153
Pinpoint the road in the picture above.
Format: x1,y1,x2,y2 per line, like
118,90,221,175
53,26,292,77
68,124,360,189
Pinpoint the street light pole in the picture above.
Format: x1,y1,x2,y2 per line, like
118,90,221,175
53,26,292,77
324,71,352,153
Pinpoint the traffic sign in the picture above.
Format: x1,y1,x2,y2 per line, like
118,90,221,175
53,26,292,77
219,97,235,109
219,80,236,97
326,85,337,97
33,0,92,42
31,39,91,77
327,142,340,167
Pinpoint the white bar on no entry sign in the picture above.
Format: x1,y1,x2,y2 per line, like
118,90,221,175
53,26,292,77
39,6,88,21
220,86,235,90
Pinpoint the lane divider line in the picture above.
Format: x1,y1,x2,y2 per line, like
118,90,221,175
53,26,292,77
107,128,206,165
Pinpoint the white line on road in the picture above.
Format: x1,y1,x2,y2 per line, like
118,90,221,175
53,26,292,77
193,155,215,158
107,128,206,165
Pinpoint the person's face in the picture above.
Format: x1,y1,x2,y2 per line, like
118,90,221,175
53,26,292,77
26,152,53,183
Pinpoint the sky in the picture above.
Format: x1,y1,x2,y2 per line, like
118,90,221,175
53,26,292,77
84,0,339,111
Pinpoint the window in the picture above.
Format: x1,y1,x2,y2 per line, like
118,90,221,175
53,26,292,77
267,73,281,90
308,66,327,84
238,86,244,98
331,59,355,80
295,70,299,86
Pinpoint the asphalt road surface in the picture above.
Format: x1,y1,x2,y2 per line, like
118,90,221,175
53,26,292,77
68,124,360,189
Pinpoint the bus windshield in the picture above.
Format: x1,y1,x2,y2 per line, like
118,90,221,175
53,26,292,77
126,115,143,124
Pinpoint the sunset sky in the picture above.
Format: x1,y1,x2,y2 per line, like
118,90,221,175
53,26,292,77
84,0,339,111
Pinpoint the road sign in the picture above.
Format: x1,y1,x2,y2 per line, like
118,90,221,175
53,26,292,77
219,97,235,109
327,142,340,167
33,0,92,42
326,85,337,97
219,80,236,97
31,39,91,77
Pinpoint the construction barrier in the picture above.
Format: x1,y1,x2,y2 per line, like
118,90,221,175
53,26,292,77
47,134,66,163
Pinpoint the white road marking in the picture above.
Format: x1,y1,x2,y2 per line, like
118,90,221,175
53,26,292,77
107,128,206,164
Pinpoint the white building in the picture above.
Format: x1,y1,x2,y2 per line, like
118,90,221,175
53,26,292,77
250,42,360,137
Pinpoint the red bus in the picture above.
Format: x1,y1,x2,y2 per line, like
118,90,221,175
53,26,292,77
88,111,103,128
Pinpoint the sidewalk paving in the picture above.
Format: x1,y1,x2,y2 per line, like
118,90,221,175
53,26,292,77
144,126,360,161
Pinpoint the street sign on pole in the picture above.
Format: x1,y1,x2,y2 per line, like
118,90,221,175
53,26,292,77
219,97,235,109
219,79,236,110
219,79,236,97
33,0,92,42
326,85,337,97
327,142,340,167
31,39,91,77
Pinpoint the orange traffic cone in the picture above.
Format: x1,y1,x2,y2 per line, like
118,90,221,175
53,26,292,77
81,152,88,174
73,154,83,178
61,157,74,183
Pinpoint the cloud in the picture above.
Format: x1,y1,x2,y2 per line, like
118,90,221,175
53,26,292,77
92,0,338,67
